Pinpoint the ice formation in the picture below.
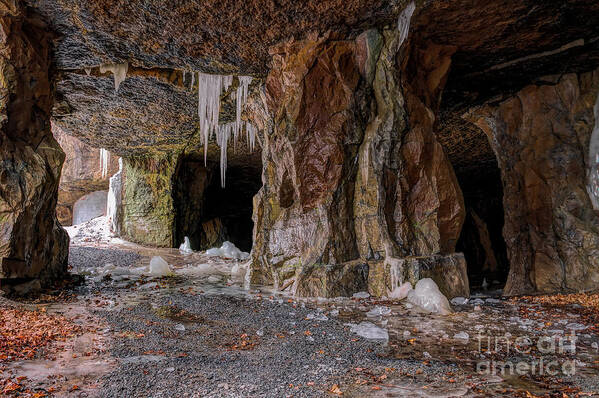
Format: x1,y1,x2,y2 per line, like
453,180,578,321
149,256,172,276
347,322,389,342
397,2,416,48
205,241,249,260
179,236,193,254
388,281,413,300
99,148,110,179
195,73,257,187
366,306,392,317
99,62,128,92
106,158,123,234
235,76,253,145
407,278,453,315
352,291,370,299
587,93,599,209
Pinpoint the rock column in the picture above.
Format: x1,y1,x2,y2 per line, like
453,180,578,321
0,1,69,287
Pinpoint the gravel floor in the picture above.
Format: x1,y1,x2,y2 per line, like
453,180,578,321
96,293,460,398
69,246,143,270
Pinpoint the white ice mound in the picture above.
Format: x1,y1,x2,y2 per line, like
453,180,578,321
149,256,172,276
179,236,193,254
407,278,452,315
205,241,249,260
347,321,389,342
388,281,413,300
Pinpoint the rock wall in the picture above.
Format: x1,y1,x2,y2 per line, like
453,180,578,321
249,27,467,298
0,2,68,286
120,154,178,247
469,69,599,295
54,126,119,225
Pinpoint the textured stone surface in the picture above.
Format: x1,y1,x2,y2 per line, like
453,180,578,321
249,27,467,297
54,126,118,225
370,254,469,299
469,69,599,295
120,155,179,247
0,2,68,285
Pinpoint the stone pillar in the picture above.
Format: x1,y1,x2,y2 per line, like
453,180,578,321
0,1,69,287
120,154,178,247
468,69,599,295
249,26,467,298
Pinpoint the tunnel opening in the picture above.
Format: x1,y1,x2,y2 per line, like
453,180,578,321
455,166,510,293
173,155,262,253
436,112,510,294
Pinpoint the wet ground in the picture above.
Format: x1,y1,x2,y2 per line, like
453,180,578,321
1,218,599,397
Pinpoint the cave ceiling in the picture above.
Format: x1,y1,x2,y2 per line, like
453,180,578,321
25,0,599,170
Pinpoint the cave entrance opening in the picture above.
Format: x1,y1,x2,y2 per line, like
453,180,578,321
173,155,262,253
454,162,510,294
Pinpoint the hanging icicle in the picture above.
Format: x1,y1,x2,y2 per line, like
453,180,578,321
197,72,233,164
234,76,253,148
100,148,110,179
99,62,128,92
397,2,416,49
195,72,256,187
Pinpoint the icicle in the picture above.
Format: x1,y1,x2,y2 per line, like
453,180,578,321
85,68,91,76
190,70,195,91
397,2,416,48
99,62,128,92
235,76,253,148
197,72,233,164
100,148,110,179
246,122,256,152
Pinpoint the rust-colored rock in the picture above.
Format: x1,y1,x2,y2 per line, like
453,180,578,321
0,2,68,287
250,27,467,297
469,69,599,295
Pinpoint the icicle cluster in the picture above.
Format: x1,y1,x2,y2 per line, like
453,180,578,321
197,72,233,163
99,62,128,92
100,148,110,179
195,73,256,188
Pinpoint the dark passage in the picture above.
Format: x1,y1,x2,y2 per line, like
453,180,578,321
173,155,262,252
455,164,510,293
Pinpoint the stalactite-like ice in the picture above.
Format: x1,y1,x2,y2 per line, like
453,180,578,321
587,93,599,210
397,2,416,48
194,72,258,187
106,158,123,234
197,72,233,163
99,62,128,92
100,148,110,179
235,76,253,147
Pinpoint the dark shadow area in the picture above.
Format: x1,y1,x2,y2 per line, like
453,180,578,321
173,155,262,252
455,165,510,292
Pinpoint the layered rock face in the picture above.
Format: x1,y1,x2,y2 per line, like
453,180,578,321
0,2,68,286
469,69,599,295
249,26,468,298
120,155,178,247
54,126,119,225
